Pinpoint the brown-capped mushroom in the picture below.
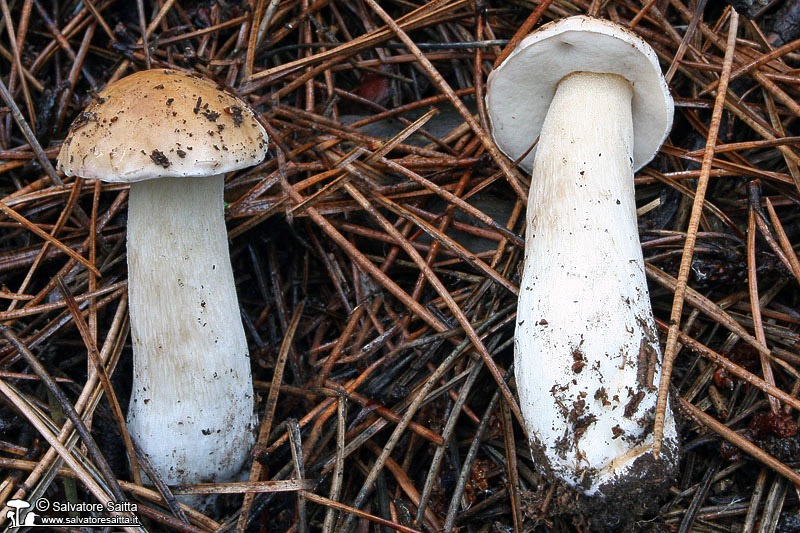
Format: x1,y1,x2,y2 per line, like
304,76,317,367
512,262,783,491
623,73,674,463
58,69,268,486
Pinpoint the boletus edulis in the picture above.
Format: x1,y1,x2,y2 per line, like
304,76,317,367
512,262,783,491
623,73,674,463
58,69,268,487
486,16,679,514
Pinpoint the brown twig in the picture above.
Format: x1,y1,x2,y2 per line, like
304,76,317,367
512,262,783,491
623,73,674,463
655,10,740,458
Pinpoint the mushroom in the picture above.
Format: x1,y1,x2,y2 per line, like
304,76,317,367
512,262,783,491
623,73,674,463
486,16,679,501
5,499,30,527
58,69,268,485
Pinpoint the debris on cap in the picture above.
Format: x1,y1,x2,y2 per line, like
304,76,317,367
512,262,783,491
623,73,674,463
58,69,269,183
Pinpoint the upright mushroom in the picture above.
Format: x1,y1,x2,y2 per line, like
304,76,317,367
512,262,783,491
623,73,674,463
486,16,679,502
5,499,30,527
58,69,268,485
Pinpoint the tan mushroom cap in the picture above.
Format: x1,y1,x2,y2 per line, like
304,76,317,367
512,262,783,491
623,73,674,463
57,69,268,183
486,16,673,173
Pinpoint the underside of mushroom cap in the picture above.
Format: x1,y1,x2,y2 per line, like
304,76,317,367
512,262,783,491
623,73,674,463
486,15,673,173
57,69,268,182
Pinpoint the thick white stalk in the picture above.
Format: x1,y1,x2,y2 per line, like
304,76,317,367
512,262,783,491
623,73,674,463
515,72,677,494
126,175,256,485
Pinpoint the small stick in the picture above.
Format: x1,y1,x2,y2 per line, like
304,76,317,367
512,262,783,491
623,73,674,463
764,197,800,281
0,325,127,503
321,395,346,533
492,0,556,68
654,10,740,458
237,302,304,532
171,479,314,495
443,386,503,532
55,278,143,485
745,199,779,413
0,199,100,276
304,491,422,533
678,396,800,486
288,419,308,533
0,379,136,532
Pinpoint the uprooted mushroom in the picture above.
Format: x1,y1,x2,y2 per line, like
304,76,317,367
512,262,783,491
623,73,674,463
487,16,679,505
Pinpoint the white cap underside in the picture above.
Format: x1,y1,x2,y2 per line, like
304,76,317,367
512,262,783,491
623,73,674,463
486,16,673,172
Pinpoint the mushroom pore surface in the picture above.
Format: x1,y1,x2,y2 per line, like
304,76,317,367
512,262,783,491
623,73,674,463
486,15,673,173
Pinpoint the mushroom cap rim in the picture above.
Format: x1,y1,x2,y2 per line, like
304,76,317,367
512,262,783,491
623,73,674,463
57,69,269,183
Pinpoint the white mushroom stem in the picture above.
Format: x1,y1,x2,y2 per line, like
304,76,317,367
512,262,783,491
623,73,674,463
515,71,676,494
126,175,255,485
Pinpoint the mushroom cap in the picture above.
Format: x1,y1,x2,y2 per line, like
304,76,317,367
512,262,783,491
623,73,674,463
486,16,673,172
58,69,268,182
6,500,30,509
